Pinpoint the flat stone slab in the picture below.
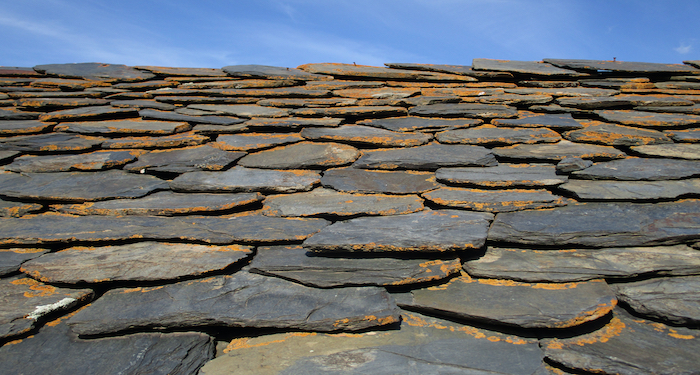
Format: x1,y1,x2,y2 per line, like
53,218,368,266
572,158,700,180
595,109,700,127
666,128,700,142
34,62,155,81
250,245,460,287
55,119,191,135
262,187,424,217
559,179,700,200
0,213,329,245
631,143,700,159
493,140,627,161
243,117,342,129
321,167,439,194
136,65,227,76
258,97,357,107
332,87,420,99
0,276,93,339
0,132,105,152
6,150,143,173
544,58,700,74
464,245,700,282
353,143,496,170
640,103,700,115
472,58,585,76
170,166,320,193
0,199,42,217
290,106,407,118
18,97,109,111
124,145,245,173
436,163,567,187
67,272,399,336
0,108,40,120
542,308,700,375
399,275,616,329
491,113,584,130
557,94,694,109
21,242,253,284
238,142,359,169
610,276,700,325
488,200,700,247
304,210,493,253
300,125,432,147
409,103,518,118
222,64,328,80
0,120,54,134
358,116,483,132
52,191,262,216
0,170,168,202
423,187,567,212
139,108,247,125
0,318,213,375
298,63,474,81
202,87,330,98
101,131,209,149
189,104,289,118
213,133,303,151
507,87,618,97
0,150,19,163
38,106,139,122
0,248,48,276
436,125,561,145
564,122,672,146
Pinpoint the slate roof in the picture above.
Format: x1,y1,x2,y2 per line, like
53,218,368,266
1,58,700,374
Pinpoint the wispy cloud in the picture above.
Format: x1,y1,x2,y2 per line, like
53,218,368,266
675,42,692,54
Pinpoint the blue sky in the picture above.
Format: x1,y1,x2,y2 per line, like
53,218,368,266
1,0,697,69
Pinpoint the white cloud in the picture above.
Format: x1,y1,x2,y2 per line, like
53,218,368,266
675,42,692,54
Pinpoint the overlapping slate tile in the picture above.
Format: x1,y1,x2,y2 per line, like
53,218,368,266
170,166,320,193
6,90,103,99
333,87,419,99
262,187,424,217
464,245,700,282
52,191,262,216
66,271,399,336
124,145,245,173
180,79,294,89
385,62,515,78
189,104,289,118
557,94,694,109
222,64,328,80
34,62,156,81
304,210,493,253
665,128,700,142
595,109,700,127
17,97,109,111
564,121,672,145
202,87,330,98
250,245,460,287
505,87,618,97
243,117,341,129
213,133,303,151
290,106,407,118
358,116,483,132
639,103,700,114
21,242,253,284
610,276,700,325
542,308,700,375
436,125,561,145
0,108,40,120
491,112,584,130
409,103,518,118
257,97,357,107
353,143,496,170
631,143,700,159
0,317,214,375
436,163,567,187
544,58,700,74
572,157,700,180
110,99,176,110
472,58,585,76
488,200,700,247
423,187,567,212
0,248,48,276
6,150,143,172
300,124,432,147
298,63,475,81
55,118,191,135
398,274,616,329
0,276,93,339
136,65,227,77
238,142,359,169
30,78,111,90
0,199,42,217
560,179,700,200
476,93,553,105
101,131,209,149
37,105,139,122
0,132,105,152
493,140,627,161
321,167,439,194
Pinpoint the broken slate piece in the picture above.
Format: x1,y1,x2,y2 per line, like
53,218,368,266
38,105,138,122
436,163,567,187
665,128,700,142
0,199,42,217
556,157,593,173
564,122,672,146
243,117,341,129
55,119,191,135
300,125,432,147
436,125,561,145
33,62,156,81
170,166,320,193
611,276,700,325
353,143,496,170
572,157,700,180
399,275,616,329
491,113,584,130
358,117,483,132
464,245,700,282
66,272,399,336
423,187,567,212
631,143,700,160
249,245,461,287
559,179,700,200
0,248,48,276
304,210,493,253
21,242,253,284
124,145,245,173
493,140,626,161
238,142,359,169
5,150,143,173
409,103,518,119
321,167,439,194
0,170,168,202
0,276,93,339
595,109,700,127
0,132,105,152
0,108,40,120
488,200,700,247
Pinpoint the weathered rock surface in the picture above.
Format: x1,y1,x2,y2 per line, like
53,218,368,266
55,119,191,135
358,117,483,132
291,105,407,118
6,150,142,173
464,245,700,282
437,163,567,188
243,117,342,129
610,276,700,325
488,200,700,247
298,63,475,81
596,109,700,127
238,142,359,169
124,145,245,173
300,125,432,147
559,179,700,200
472,58,585,76
21,242,253,284
544,58,700,74
213,133,303,151
0,199,42,217
0,120,54,134
223,64,328,80
170,166,320,193
491,113,584,130
564,122,672,146
409,103,518,118
423,187,567,212
34,62,156,81
304,210,493,253
321,167,439,194
436,125,561,145
38,105,139,122
494,140,627,161
354,143,496,170
189,104,289,118
398,275,616,329
0,132,105,152
631,143,700,159
101,131,210,149
139,108,247,125
0,248,48,276
556,157,593,173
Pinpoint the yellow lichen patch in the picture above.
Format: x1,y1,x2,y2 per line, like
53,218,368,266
10,278,57,298
45,304,91,327
402,312,528,344
4,248,46,254
668,330,694,340
546,316,626,349
5,336,34,345
121,287,143,294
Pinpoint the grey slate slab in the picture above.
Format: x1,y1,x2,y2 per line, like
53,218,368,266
243,117,342,129
0,248,48,276
222,64,329,80
6,150,143,173
505,87,618,97
33,62,156,81
493,140,627,161
124,145,245,173
610,276,700,325
67,272,399,336
544,58,700,74
556,157,593,173
0,320,214,375
110,99,176,110
300,125,432,147
250,245,460,287
52,191,262,216
639,103,700,114
189,104,290,118
135,65,227,77
358,116,483,132
0,213,329,245
0,108,40,120
472,58,585,76
353,143,497,170
21,242,253,284
436,125,561,145
572,158,700,180
170,166,320,193
665,128,700,142
559,179,700,200
436,163,567,187
101,131,210,149
55,119,191,135
542,308,700,375
564,122,672,145
17,97,109,111
321,167,439,194
385,62,515,78
423,187,567,212
631,143,700,159
557,94,694,109
399,275,616,329
0,199,42,217
38,105,139,122
258,97,357,107
0,120,53,134
488,200,700,247
491,113,584,130
298,63,476,81
138,108,245,126
0,275,93,339
595,109,700,127
304,209,493,253
238,142,359,169
0,132,105,152
262,187,424,217
0,150,19,163
464,245,700,282
202,87,331,98
214,133,303,151
291,106,407,118
409,103,518,118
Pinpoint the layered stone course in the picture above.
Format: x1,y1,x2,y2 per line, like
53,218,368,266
1,59,700,374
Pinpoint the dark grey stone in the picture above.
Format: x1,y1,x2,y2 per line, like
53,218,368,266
493,140,627,161
222,64,328,80
238,142,359,169
170,166,320,193
290,106,407,118
353,143,496,170
557,95,694,109
504,87,618,97
110,99,176,111
559,179,700,200
0,132,105,152
358,116,483,132
385,62,515,78
244,117,342,129
135,65,227,76
321,167,439,194
0,199,42,217
436,125,561,145
488,200,700,247
140,109,252,127
214,133,303,151
6,150,142,173
38,106,139,122
423,187,567,212
631,143,700,159
666,128,700,142
472,58,586,76
124,145,245,173
17,97,109,111
0,120,53,135
572,158,700,180
556,157,593,173
610,276,700,325
639,104,700,115
33,62,156,81
189,104,290,118
544,58,700,74
595,109,700,127
491,113,584,130
0,150,19,162
436,164,567,187
55,119,191,135
409,103,518,119
300,125,432,147
564,122,672,146
0,248,48,276
304,209,493,253
298,63,475,81
0,108,40,120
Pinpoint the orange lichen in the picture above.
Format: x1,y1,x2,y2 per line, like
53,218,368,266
546,316,625,349
10,278,57,298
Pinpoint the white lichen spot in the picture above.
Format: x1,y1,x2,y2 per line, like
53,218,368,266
27,297,77,320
